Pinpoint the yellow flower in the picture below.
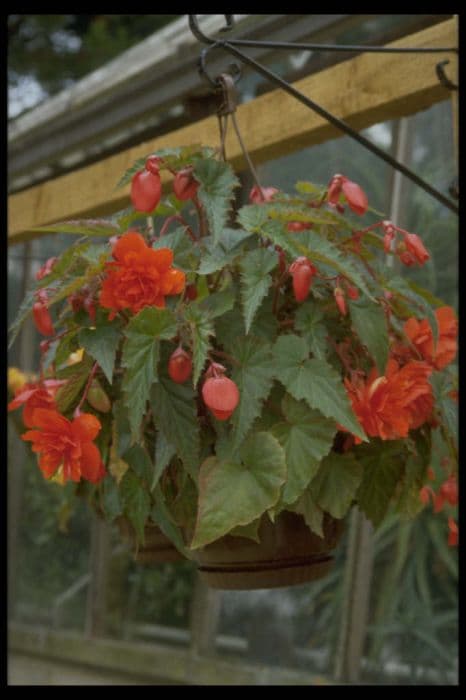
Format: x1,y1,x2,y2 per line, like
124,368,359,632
8,367,28,393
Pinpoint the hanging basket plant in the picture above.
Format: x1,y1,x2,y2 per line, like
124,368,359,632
8,143,458,588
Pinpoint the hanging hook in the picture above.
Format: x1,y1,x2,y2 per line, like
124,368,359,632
189,15,235,45
436,60,458,90
198,43,242,89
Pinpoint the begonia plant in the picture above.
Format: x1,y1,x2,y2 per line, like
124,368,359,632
8,145,458,556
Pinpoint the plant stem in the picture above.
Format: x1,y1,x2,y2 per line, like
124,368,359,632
76,361,99,413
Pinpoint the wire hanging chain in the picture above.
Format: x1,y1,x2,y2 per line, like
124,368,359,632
190,15,459,215
216,73,265,194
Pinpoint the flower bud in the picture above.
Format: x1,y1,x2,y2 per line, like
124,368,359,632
173,167,199,201
168,347,193,384
131,170,162,212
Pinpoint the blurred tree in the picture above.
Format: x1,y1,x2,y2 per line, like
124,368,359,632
8,15,180,116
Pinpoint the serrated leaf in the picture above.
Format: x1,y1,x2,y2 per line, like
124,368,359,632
55,330,80,368
35,239,93,289
198,286,236,319
194,159,239,244
396,451,429,520
295,301,328,360
240,247,277,333
8,289,38,349
153,226,199,272
229,519,261,543
289,489,324,537
120,470,151,546
101,475,123,521
267,202,352,229
349,297,388,373
354,440,407,527
293,229,374,300
271,394,336,505
229,337,275,449
122,307,178,441
122,444,154,486
47,254,108,306
31,219,119,237
184,304,214,385
79,324,122,384
151,486,191,557
190,432,286,549
115,156,147,189
273,335,366,440
153,432,176,491
151,377,200,476
54,356,93,413
309,451,363,519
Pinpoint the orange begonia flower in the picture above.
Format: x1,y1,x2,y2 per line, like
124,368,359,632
8,379,66,427
21,408,105,484
99,231,185,319
404,306,458,370
345,359,433,441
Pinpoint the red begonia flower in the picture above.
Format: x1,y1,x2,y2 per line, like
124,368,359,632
21,408,105,484
8,379,66,428
99,231,185,318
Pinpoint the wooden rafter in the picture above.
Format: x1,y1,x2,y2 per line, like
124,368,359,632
8,19,457,245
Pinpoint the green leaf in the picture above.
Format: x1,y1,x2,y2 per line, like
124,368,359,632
8,289,38,349
396,451,429,520
120,470,151,546
354,440,407,527
295,181,326,196
238,206,298,257
122,307,178,441
273,335,366,440
35,239,93,289
190,432,286,549
289,489,324,537
194,159,239,244
151,486,191,558
101,475,123,521
151,377,200,476
271,394,336,505
79,324,122,384
197,229,250,275
267,202,352,229
55,330,79,368
122,444,154,486
184,304,214,386
294,301,328,360
229,519,261,543
239,247,277,333
349,297,389,373
54,356,94,413
153,226,199,272
310,451,363,519
294,229,374,300
198,286,236,319
153,432,176,491
229,337,276,449
30,219,119,237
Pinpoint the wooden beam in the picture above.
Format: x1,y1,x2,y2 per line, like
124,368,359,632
8,19,457,245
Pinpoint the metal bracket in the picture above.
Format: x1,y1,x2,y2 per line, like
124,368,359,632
189,15,458,215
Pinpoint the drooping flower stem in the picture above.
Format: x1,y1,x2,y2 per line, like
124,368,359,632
76,361,99,415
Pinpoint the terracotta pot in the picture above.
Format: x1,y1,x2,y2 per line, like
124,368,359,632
192,511,344,590
116,517,184,564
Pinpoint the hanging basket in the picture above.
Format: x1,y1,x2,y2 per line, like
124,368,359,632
192,511,344,590
116,517,185,564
